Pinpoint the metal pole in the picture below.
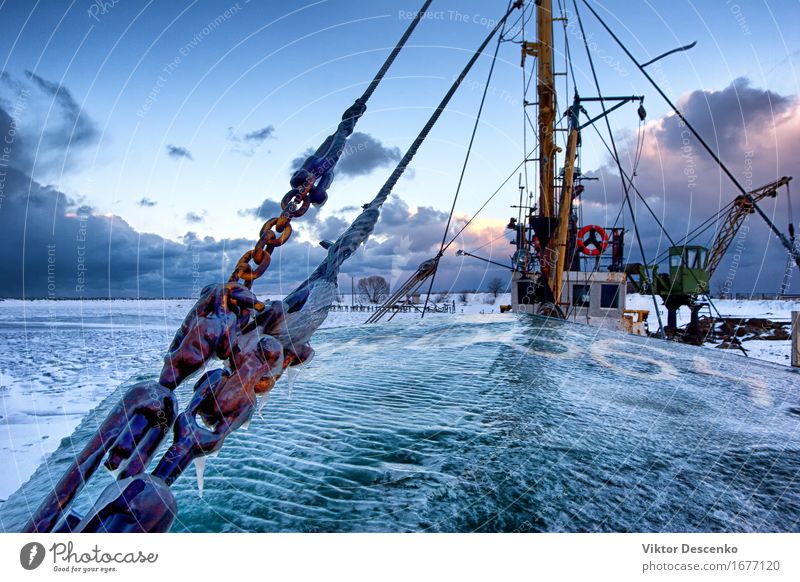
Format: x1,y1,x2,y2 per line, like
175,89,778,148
792,311,799,368
536,0,556,219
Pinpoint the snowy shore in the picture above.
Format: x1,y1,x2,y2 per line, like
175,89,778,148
624,293,799,366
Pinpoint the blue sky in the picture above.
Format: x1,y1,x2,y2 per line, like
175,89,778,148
1,0,799,296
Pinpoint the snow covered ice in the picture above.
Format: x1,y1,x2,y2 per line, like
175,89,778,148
1,297,798,532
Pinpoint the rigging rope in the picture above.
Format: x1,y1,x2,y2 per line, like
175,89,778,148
22,0,436,535
420,0,512,318
364,3,523,324
229,0,434,290
360,4,520,216
580,0,800,272
572,0,667,338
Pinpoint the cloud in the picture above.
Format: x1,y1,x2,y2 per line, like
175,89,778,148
5,74,481,298
243,126,275,142
337,132,402,177
654,77,795,161
0,71,98,176
227,125,275,156
166,144,193,160
0,103,25,168
290,132,402,178
0,154,512,298
580,77,800,293
241,131,407,230
25,71,97,145
240,198,282,220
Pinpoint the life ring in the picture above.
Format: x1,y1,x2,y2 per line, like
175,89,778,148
576,225,609,256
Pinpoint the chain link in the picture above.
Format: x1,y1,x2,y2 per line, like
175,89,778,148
228,182,315,289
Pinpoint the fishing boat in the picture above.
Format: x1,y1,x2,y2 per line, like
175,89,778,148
361,1,797,343
9,0,799,534
474,2,797,341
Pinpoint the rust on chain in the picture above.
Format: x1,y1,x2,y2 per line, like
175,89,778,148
228,182,312,289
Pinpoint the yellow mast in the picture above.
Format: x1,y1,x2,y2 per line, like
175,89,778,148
549,101,580,301
535,0,556,219
523,1,580,306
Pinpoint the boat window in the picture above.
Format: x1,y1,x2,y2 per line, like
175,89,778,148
517,282,536,305
669,253,682,269
600,284,619,308
572,284,590,307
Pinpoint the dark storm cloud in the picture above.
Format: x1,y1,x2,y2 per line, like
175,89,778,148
337,132,401,177
380,197,414,227
138,197,157,207
289,147,315,172
655,77,795,162
25,71,98,145
0,104,27,170
580,77,800,293
290,132,401,178
166,145,193,160
314,214,350,242
0,72,98,175
0,163,340,298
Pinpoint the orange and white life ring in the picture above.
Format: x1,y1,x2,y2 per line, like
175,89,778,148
576,225,609,256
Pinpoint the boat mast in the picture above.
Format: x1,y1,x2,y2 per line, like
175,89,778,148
535,0,556,220
549,97,580,300
525,1,578,302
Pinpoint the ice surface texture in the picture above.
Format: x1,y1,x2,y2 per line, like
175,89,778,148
2,309,798,532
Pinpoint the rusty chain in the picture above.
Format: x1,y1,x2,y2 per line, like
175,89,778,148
20,0,444,533
228,181,316,290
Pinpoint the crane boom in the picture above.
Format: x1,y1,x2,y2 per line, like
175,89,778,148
704,176,793,278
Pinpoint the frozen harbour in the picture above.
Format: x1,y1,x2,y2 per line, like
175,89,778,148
0,297,799,532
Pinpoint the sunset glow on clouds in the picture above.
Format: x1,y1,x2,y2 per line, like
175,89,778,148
1,1,798,297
